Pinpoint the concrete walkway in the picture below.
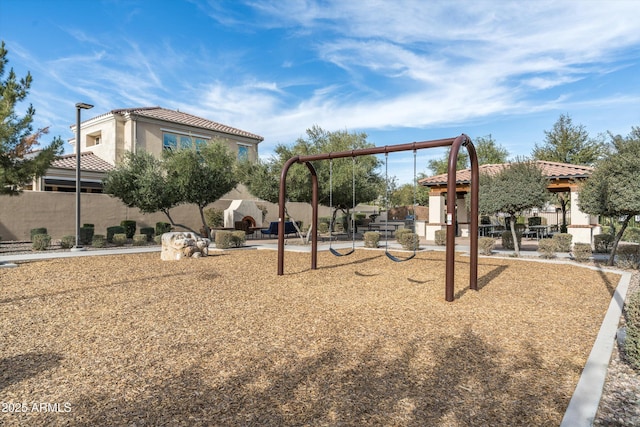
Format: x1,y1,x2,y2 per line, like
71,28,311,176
0,240,631,425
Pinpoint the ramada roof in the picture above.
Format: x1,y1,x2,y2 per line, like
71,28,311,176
108,106,264,141
50,152,115,172
419,160,594,187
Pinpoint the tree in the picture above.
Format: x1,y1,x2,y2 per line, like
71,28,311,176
532,114,607,231
0,41,63,195
474,134,509,165
239,125,383,239
579,128,640,266
478,160,549,256
164,139,238,237
103,151,185,229
427,134,509,175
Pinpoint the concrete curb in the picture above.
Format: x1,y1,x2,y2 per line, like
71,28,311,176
560,270,633,426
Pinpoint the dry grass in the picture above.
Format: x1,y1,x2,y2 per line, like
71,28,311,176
0,249,621,426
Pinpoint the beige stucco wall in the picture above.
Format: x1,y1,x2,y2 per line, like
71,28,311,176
0,185,329,241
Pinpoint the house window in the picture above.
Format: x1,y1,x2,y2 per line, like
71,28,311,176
87,132,102,147
163,133,178,151
180,135,192,150
195,138,206,151
238,145,249,161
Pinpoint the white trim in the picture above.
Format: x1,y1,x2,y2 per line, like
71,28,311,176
237,142,252,147
160,128,212,139
43,176,104,183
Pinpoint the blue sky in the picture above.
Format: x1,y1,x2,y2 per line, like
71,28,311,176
2,0,640,184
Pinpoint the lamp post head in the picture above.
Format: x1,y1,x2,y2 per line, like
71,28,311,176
76,102,94,110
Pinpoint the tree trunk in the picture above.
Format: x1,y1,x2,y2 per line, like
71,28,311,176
560,193,569,232
198,205,210,238
510,216,520,257
608,215,631,266
161,209,197,234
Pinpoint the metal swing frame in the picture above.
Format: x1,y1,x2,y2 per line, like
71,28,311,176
328,157,356,257
383,150,417,262
276,135,479,302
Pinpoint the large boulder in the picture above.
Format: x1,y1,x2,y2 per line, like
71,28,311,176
161,232,210,261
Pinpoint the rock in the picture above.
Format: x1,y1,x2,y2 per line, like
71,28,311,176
161,232,210,261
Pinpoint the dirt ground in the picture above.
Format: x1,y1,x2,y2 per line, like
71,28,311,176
0,249,621,426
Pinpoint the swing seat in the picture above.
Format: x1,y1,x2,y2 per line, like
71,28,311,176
330,247,355,257
385,251,417,263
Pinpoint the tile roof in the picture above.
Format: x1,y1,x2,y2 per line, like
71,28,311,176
108,106,264,141
419,160,594,187
50,152,115,172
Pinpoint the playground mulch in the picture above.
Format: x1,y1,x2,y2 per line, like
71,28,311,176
0,249,620,426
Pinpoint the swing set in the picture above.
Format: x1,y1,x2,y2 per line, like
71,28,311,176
277,134,479,302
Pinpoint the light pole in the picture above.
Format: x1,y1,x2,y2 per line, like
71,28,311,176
71,102,94,252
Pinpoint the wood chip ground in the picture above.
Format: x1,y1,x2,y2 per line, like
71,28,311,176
0,250,622,426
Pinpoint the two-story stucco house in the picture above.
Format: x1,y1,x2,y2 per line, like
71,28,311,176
32,106,263,192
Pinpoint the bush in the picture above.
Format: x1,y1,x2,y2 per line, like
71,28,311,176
112,233,127,246
120,220,137,239
572,243,592,262
501,231,522,250
30,227,47,240
552,233,572,252
204,208,224,228
140,227,155,241
83,223,94,228
318,222,329,233
478,237,495,256
364,231,380,248
31,234,51,251
624,289,640,371
398,232,419,251
80,226,94,245
434,229,446,246
60,235,75,249
594,234,614,253
395,228,412,242
617,245,640,270
623,227,640,244
537,239,557,259
154,235,162,245
155,222,172,236
231,230,246,248
92,234,106,248
215,230,232,249
107,226,126,243
133,235,148,246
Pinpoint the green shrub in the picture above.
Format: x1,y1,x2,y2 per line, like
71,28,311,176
364,231,380,248
112,233,127,246
92,234,106,248
140,227,155,241
398,232,419,251
617,245,640,269
501,231,522,250
31,234,51,251
204,208,224,228
478,237,495,255
434,229,446,246
395,228,412,242
354,213,367,225
30,227,47,240
594,234,614,253
155,222,172,236
623,227,640,244
154,235,162,245
107,226,126,243
215,230,233,249
80,226,94,245
624,289,640,371
318,222,329,233
231,230,246,248
572,243,592,262
60,235,75,249
120,220,137,238
83,223,94,228
552,233,572,252
537,239,557,259
133,235,148,246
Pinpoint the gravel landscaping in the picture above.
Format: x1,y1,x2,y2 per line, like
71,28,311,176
0,249,630,425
